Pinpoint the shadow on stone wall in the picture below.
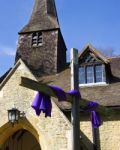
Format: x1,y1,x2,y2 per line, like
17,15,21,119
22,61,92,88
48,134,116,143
80,111,120,150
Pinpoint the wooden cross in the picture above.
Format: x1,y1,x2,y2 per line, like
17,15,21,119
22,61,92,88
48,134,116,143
19,48,115,150
20,76,113,117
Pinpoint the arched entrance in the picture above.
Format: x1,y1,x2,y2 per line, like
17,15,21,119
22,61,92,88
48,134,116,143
1,129,41,150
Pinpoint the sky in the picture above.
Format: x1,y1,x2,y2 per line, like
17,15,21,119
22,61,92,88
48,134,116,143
0,0,120,76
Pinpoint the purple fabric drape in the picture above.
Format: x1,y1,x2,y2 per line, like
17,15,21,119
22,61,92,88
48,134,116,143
84,101,98,111
68,89,81,98
31,87,101,128
84,101,102,128
31,92,52,117
31,85,81,118
91,111,101,128
49,85,66,101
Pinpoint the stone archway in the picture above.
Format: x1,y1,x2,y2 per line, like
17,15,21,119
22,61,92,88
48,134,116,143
1,129,41,150
0,118,43,150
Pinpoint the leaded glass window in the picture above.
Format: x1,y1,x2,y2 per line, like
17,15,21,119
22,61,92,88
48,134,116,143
86,66,94,83
79,67,85,84
79,64,105,84
95,65,102,82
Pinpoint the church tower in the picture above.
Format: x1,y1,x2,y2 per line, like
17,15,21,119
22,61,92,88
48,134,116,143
15,0,67,76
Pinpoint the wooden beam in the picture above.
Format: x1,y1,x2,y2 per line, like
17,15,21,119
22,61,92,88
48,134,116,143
71,48,80,150
20,77,116,117
20,77,73,102
20,77,91,107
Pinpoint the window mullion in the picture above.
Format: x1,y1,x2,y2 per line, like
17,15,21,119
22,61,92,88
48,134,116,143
85,66,87,83
94,65,96,83
37,32,39,46
102,64,106,82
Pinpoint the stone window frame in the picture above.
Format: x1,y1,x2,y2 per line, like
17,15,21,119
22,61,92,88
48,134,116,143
31,32,43,47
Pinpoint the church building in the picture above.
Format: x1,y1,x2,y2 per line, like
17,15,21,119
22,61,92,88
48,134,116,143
0,0,120,150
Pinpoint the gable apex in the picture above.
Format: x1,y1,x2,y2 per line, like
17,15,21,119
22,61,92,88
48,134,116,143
79,44,109,64
0,59,36,90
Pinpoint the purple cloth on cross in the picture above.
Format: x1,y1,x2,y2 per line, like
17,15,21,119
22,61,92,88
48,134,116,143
31,85,81,120
49,85,66,101
68,89,81,98
84,101,98,111
91,111,101,128
84,101,102,128
31,92,52,117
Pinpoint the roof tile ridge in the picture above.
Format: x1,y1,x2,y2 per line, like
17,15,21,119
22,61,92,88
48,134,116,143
108,56,120,59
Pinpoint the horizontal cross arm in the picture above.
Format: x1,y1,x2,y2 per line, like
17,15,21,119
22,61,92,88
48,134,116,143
20,77,116,117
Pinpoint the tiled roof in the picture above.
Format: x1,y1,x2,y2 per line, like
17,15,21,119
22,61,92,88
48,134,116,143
1,57,120,108
19,0,59,33
37,56,120,107
109,57,120,81
0,68,12,84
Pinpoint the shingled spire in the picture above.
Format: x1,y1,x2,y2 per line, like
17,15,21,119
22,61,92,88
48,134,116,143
20,0,59,33
16,0,67,76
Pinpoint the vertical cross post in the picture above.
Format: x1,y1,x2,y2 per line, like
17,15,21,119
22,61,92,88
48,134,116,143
71,48,80,150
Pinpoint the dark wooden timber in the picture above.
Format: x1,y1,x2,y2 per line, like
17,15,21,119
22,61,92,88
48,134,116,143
71,48,80,150
20,77,116,117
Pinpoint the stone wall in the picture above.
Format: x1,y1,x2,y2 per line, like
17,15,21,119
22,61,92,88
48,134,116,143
16,29,66,76
57,31,66,72
0,61,72,150
80,115,120,150
16,30,58,76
